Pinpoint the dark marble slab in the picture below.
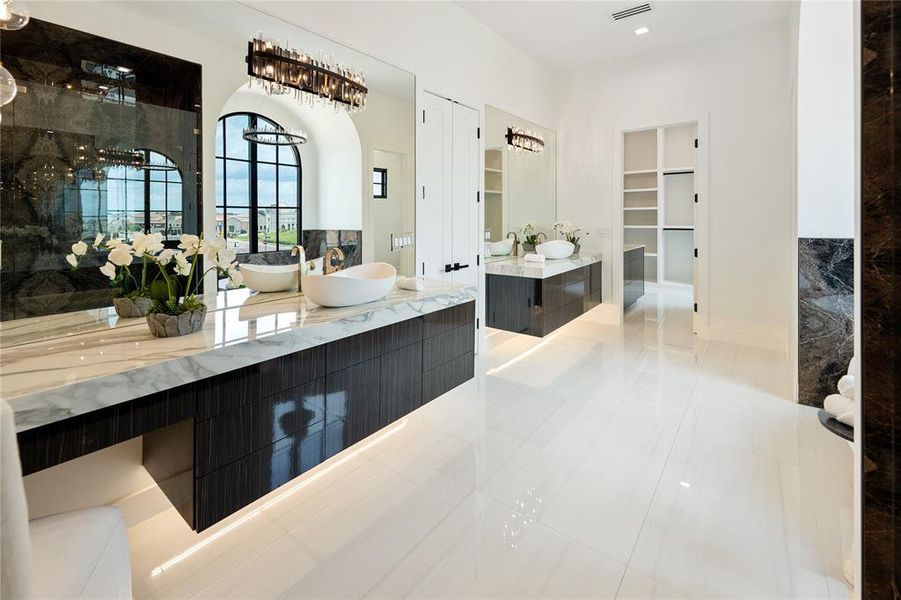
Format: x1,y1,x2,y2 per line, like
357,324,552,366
798,238,854,407
235,229,362,268
861,2,901,596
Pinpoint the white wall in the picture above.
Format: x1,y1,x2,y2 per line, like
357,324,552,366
796,0,855,239
557,22,794,349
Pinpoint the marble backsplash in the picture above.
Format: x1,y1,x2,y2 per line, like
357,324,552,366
798,238,854,407
236,230,362,267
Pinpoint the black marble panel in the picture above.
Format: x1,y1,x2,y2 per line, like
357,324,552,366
0,19,202,320
798,238,854,407
861,2,901,596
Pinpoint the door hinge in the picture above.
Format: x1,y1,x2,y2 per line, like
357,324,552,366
476,318,480,329
477,127,481,139
694,248,698,258
694,138,698,149
476,254,481,266
422,262,426,276
693,302,698,313
477,191,480,203
694,193,698,203
422,185,426,199
422,109,426,124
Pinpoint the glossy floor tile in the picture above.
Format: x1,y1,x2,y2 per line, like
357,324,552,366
129,286,852,599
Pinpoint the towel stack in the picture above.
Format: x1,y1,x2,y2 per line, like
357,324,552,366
823,357,856,427
396,276,425,291
524,253,546,264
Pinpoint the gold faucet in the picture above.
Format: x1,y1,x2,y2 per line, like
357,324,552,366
536,232,547,245
290,245,306,292
324,246,345,274
506,231,520,256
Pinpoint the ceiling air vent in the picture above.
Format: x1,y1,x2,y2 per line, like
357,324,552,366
611,3,652,21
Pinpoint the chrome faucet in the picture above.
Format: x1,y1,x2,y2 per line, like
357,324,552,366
324,246,345,274
506,231,520,256
291,245,306,292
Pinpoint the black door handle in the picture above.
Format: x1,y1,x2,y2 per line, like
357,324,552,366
444,264,453,273
453,263,470,271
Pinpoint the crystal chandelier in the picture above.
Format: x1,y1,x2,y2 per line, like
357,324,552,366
242,125,307,146
246,37,367,113
0,0,29,31
506,127,544,155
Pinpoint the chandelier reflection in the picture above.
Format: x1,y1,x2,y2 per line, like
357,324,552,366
242,125,307,147
246,37,367,113
506,127,544,155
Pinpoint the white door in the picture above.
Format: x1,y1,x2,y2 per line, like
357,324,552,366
417,92,453,281
450,102,480,289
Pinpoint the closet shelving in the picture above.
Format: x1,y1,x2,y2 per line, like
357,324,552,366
623,124,697,285
484,148,504,241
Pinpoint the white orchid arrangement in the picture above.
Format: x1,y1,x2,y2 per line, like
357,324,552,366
520,222,540,246
67,232,243,314
553,221,588,245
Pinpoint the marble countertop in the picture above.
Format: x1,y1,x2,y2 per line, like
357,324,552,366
1,280,476,433
624,244,646,252
484,253,602,280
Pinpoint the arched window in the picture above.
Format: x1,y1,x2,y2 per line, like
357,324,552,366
215,113,302,254
102,150,182,241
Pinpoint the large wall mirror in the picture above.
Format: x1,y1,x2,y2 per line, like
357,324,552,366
0,1,415,320
483,105,557,251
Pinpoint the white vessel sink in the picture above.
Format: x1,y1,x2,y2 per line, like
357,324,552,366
303,262,397,308
487,239,514,256
536,240,575,260
239,263,299,293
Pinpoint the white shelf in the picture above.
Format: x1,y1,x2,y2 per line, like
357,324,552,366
645,253,658,258
485,189,502,194
624,188,657,193
484,167,502,173
663,226,694,231
624,207,657,211
624,225,657,229
624,168,657,175
662,166,694,174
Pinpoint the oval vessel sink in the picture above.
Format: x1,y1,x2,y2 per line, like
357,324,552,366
240,263,299,293
487,239,514,256
536,240,575,259
303,262,397,308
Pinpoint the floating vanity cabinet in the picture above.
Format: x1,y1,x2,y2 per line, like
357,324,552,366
624,245,646,309
16,299,475,533
485,256,602,337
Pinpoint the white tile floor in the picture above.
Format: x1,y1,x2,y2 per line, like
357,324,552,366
129,286,853,599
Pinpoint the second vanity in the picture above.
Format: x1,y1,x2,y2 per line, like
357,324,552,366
485,253,602,337
2,282,476,532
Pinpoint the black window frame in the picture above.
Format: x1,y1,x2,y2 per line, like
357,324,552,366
373,167,388,199
215,112,302,254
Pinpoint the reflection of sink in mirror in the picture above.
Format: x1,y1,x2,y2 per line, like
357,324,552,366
487,239,514,256
536,240,575,259
239,264,299,293
303,262,397,308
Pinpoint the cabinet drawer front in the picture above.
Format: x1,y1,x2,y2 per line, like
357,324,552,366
422,352,474,404
379,342,423,427
424,301,475,338
259,346,326,398
325,357,381,457
196,366,260,421
423,324,474,371
254,379,326,450
326,318,422,374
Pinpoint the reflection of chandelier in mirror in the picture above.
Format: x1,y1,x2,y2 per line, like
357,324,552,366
73,145,177,174
0,0,29,30
246,37,367,113
0,63,16,107
242,125,307,147
506,127,545,155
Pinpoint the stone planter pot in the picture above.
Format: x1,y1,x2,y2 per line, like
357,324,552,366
145,305,207,338
522,243,536,253
113,296,152,318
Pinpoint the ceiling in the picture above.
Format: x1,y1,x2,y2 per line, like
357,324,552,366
456,0,792,70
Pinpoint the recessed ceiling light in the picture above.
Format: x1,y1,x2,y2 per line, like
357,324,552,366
634,26,650,36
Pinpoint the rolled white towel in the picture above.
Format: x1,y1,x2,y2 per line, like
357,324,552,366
824,393,855,428
524,253,546,264
397,276,425,291
837,374,855,400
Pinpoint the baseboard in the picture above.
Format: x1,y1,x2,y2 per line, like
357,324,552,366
698,325,789,354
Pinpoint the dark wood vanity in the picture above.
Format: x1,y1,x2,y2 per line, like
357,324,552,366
623,245,646,310
486,259,601,337
15,300,474,532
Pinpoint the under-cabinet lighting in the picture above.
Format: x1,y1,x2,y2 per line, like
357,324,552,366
150,417,408,577
634,26,650,36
